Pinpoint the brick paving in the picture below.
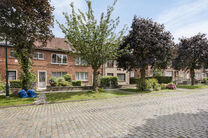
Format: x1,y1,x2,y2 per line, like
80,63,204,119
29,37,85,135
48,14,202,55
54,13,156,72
0,89,208,138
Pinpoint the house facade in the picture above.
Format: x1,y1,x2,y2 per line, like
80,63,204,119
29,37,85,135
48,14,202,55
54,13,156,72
0,38,94,90
102,60,130,85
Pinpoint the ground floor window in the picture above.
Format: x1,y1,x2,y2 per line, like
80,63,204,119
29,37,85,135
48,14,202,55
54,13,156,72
76,72,88,81
165,71,173,77
117,73,125,81
130,71,135,77
195,73,201,79
179,72,185,79
52,72,67,78
107,73,114,76
8,71,16,80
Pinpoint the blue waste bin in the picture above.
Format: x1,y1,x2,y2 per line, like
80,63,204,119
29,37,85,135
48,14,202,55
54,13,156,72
27,89,37,98
18,89,28,98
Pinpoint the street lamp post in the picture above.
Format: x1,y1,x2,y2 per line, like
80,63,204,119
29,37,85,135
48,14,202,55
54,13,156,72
5,39,9,97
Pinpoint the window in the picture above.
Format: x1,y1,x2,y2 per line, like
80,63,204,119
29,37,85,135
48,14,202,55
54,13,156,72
8,71,16,80
52,72,67,78
180,72,184,78
117,73,125,81
33,52,44,60
51,54,67,64
150,70,153,77
202,73,206,79
186,72,190,79
107,73,114,76
10,50,15,58
130,71,135,77
75,57,87,66
165,71,172,77
107,60,114,68
75,72,88,81
195,73,201,79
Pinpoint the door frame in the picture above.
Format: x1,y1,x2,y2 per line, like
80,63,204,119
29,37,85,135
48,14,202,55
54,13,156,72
38,70,47,89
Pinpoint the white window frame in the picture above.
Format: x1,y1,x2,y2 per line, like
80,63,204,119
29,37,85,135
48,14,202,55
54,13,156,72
75,72,88,81
33,52,44,60
51,53,68,65
75,57,87,66
165,71,173,77
52,72,67,78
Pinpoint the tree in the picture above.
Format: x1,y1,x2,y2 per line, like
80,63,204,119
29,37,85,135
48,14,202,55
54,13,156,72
0,0,54,90
58,0,126,91
117,17,175,82
172,34,208,85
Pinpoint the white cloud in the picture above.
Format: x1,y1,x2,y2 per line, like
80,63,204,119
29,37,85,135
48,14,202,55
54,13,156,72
156,0,208,41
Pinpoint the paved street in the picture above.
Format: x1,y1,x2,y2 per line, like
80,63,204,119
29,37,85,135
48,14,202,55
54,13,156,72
1,89,208,138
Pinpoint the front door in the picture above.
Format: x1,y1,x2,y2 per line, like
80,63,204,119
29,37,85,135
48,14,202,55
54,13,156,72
38,71,47,89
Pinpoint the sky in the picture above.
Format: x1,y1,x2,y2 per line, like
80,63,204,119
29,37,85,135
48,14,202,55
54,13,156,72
51,0,208,42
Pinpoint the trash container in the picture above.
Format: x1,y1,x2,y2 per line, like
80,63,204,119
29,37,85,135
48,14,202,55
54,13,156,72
27,89,37,98
18,89,28,98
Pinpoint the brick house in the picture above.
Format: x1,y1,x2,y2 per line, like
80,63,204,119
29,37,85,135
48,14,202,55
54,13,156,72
0,38,94,90
102,60,130,85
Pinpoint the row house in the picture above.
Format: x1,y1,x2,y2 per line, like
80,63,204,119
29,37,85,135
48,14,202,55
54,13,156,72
0,38,130,90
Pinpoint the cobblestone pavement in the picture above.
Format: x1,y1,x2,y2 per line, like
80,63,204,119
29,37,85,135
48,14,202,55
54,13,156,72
1,89,208,138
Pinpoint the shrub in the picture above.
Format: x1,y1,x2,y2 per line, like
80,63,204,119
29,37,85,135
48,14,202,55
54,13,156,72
166,83,176,89
59,81,72,87
10,80,22,88
100,76,118,88
49,77,58,86
63,74,72,82
130,78,138,84
146,76,172,84
137,78,160,91
160,83,167,90
72,80,82,86
0,81,5,91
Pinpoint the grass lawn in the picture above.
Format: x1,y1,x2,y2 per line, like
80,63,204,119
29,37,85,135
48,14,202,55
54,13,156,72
45,90,131,102
176,85,208,89
120,88,176,93
0,95,35,107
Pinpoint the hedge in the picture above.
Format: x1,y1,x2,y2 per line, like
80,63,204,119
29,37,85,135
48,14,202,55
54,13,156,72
10,80,22,88
130,78,138,84
100,76,118,88
72,80,82,86
146,76,172,84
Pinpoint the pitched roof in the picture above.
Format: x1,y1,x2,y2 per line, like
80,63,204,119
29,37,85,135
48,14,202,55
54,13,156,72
35,38,72,52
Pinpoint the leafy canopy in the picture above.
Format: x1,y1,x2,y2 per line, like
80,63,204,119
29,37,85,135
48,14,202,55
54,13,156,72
58,0,126,69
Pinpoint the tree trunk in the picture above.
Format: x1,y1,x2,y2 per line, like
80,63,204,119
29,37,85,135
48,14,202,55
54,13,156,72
140,68,146,81
92,69,99,91
190,68,195,86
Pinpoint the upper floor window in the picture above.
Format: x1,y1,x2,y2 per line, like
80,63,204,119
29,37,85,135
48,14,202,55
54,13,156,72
107,60,114,68
33,52,44,60
75,57,87,66
10,50,15,58
51,54,67,64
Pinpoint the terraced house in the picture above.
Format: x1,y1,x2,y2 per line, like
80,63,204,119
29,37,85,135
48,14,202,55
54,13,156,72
0,38,131,90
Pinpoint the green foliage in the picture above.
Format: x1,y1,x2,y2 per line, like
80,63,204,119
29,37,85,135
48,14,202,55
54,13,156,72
146,76,172,84
160,83,167,90
100,76,118,88
58,81,72,87
136,78,160,91
0,82,5,92
58,0,126,91
49,77,58,87
153,69,163,77
130,78,138,84
0,0,54,90
10,80,21,88
72,80,82,86
176,85,208,89
63,74,72,82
